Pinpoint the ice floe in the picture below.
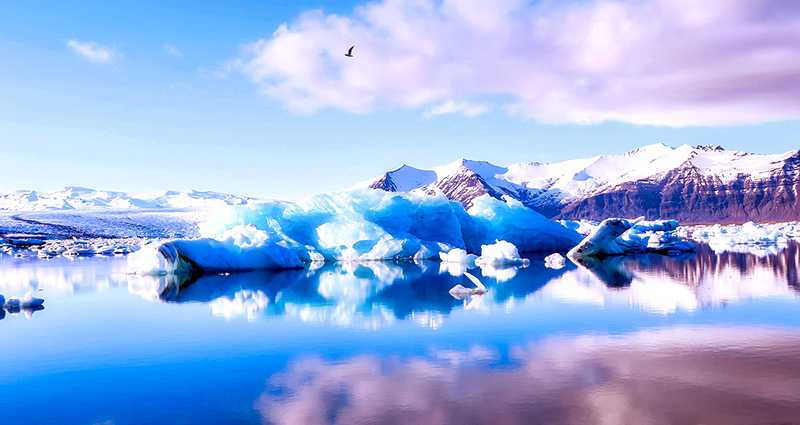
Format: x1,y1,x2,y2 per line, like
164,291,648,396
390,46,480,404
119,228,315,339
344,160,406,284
684,222,800,255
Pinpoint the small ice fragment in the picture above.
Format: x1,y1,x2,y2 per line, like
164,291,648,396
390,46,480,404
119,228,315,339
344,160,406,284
544,253,566,269
449,271,487,299
474,240,529,266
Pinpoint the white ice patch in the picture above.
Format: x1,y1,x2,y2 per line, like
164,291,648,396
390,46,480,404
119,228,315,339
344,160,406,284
544,253,566,269
475,240,530,266
688,222,799,245
439,248,478,264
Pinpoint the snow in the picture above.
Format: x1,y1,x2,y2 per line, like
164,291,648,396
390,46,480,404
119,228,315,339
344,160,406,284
354,143,799,207
0,187,255,211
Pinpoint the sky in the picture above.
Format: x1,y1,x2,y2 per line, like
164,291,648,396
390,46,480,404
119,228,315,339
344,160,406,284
1,0,799,199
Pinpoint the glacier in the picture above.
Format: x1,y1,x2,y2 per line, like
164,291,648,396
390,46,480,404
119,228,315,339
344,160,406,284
128,189,583,275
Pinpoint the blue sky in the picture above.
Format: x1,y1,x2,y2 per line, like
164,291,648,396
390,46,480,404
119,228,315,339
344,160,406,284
1,0,799,199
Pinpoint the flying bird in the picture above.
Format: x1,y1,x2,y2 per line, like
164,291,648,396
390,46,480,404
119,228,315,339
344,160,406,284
345,46,354,57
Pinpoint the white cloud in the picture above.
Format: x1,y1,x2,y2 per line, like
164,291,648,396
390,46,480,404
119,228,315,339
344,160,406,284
239,0,800,127
164,44,182,57
424,100,491,118
66,39,118,63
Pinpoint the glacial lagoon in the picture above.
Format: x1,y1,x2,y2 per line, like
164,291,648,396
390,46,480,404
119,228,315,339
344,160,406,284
2,243,800,425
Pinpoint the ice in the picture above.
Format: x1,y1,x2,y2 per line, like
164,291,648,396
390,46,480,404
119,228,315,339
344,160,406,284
130,189,581,274
4,291,44,308
474,240,530,266
127,230,304,275
568,218,695,258
439,248,478,264
544,253,566,269
687,222,800,253
467,196,583,252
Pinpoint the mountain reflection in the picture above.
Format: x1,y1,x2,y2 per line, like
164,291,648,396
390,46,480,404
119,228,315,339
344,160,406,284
127,242,800,324
256,326,800,425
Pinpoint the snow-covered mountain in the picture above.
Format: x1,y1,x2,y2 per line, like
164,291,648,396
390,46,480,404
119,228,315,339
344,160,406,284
354,143,800,223
0,187,255,211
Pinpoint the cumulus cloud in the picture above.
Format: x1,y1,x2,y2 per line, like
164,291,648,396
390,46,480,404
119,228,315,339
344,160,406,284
239,0,800,126
67,39,118,63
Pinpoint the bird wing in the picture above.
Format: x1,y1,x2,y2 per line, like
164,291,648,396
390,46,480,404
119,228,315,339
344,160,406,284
463,272,486,291
347,46,354,54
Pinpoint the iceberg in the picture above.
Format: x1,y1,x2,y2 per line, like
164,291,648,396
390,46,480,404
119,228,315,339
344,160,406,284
127,227,304,275
129,189,582,274
568,218,695,258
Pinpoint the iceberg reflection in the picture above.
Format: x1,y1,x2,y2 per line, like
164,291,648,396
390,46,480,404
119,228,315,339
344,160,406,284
128,242,800,324
256,326,800,425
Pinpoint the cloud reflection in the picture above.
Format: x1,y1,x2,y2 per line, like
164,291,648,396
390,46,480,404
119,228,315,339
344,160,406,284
256,326,800,425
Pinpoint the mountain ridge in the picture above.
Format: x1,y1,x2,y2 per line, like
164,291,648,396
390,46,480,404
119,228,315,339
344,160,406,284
354,143,800,224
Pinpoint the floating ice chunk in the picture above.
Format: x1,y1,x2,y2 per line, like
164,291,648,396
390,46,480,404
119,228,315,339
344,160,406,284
439,248,478,264
5,291,44,308
688,222,799,250
568,218,634,258
544,253,566,269
449,272,487,299
632,219,679,232
569,218,694,258
475,240,530,266
127,236,303,275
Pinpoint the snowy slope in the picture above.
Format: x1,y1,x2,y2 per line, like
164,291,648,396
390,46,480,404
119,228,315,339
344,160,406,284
355,144,800,222
0,187,256,212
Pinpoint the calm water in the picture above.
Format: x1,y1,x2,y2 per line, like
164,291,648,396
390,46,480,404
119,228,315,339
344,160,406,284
2,243,800,425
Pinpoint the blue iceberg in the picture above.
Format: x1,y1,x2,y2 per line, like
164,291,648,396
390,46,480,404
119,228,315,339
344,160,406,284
128,189,582,274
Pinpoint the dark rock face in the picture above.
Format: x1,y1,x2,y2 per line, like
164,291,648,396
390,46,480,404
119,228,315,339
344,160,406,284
366,151,800,224
369,173,398,192
435,166,505,209
556,153,800,224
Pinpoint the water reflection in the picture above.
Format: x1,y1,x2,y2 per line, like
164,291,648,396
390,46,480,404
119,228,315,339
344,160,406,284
0,255,127,294
128,242,800,324
256,326,800,425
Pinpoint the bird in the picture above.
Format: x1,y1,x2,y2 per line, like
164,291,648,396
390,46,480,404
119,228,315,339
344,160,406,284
345,46,354,57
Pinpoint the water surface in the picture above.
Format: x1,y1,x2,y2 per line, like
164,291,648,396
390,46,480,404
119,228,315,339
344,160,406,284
2,243,800,425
